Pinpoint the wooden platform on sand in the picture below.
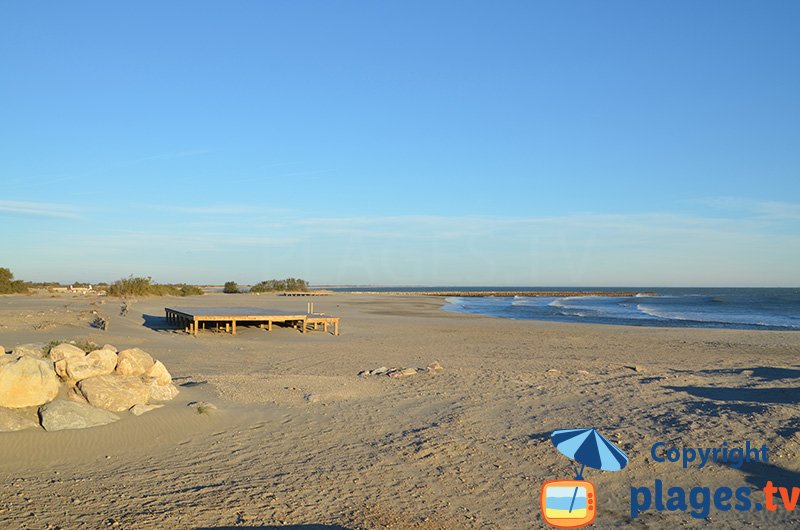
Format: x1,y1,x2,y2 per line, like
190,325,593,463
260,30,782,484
165,307,340,336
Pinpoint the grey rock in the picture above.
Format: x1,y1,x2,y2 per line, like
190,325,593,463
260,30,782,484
39,400,119,431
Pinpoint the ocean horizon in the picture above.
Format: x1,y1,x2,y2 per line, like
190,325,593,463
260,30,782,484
385,287,800,331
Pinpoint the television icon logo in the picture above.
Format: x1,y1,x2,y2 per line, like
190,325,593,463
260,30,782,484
541,428,628,527
540,480,596,528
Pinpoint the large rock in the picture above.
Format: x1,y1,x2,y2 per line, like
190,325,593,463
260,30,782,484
145,360,172,385
65,349,117,381
78,375,150,412
101,344,118,353
0,406,41,432
0,345,5,354
147,380,180,402
0,356,60,408
39,400,119,431
12,343,47,358
116,348,154,376
49,343,86,362
0,355,15,367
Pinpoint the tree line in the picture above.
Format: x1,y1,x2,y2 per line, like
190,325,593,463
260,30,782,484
224,278,310,293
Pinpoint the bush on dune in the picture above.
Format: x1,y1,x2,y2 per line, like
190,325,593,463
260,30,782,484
107,276,203,297
249,277,309,293
0,267,29,294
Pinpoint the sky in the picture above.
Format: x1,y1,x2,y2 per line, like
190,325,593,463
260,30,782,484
1,1,799,287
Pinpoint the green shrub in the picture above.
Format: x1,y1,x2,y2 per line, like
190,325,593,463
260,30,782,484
250,277,309,293
45,339,98,356
223,281,240,294
107,276,203,297
0,267,29,294
174,284,204,296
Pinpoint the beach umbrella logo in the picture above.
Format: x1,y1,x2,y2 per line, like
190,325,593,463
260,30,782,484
540,428,629,528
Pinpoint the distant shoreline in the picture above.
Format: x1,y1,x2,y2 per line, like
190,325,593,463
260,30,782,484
338,290,654,297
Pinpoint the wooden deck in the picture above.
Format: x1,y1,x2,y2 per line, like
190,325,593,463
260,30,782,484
164,307,340,336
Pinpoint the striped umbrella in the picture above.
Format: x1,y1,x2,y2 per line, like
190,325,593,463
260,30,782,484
551,428,628,479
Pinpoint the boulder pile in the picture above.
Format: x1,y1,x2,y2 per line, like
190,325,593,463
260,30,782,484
0,342,179,432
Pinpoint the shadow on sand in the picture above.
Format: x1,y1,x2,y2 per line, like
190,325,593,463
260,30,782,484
665,365,800,406
669,366,800,382
664,365,800,491
142,313,173,331
734,460,800,490
665,385,799,405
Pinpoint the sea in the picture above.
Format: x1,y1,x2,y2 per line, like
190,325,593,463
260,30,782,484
328,287,800,331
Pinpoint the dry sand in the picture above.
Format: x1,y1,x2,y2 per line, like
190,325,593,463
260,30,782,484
0,292,798,529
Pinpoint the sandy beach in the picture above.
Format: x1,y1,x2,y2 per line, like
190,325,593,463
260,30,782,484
0,292,798,529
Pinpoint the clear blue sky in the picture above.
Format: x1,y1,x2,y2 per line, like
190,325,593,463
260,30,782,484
2,1,798,286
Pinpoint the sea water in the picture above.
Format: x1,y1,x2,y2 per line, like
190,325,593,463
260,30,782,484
439,288,800,331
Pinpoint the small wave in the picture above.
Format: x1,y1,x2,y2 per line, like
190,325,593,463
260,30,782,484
559,310,592,318
549,295,619,306
511,297,554,307
636,304,800,328
636,304,683,320
442,290,800,331
443,296,465,305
